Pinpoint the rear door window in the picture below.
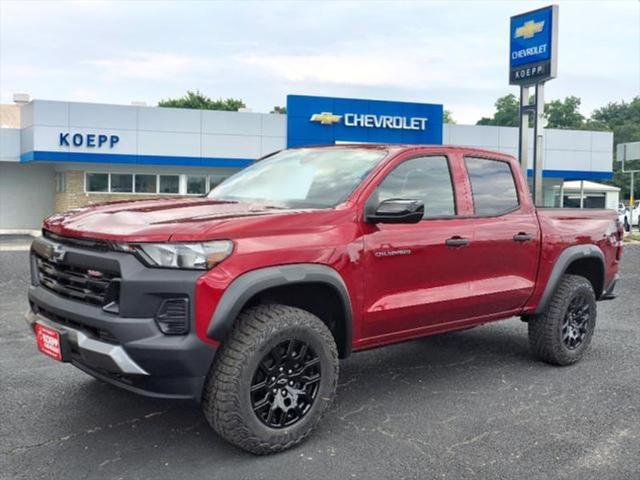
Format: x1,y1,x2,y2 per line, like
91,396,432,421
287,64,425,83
465,157,519,215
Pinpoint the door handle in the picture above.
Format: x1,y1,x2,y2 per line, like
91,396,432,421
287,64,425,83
445,236,470,247
513,232,533,242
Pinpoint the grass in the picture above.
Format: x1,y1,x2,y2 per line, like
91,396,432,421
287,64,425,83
623,233,640,243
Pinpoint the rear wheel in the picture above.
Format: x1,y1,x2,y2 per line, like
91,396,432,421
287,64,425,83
202,304,338,455
528,274,597,366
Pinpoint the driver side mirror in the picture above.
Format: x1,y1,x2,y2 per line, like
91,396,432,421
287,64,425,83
366,199,424,224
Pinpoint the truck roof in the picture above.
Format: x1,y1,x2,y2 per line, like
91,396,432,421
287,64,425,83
289,143,516,161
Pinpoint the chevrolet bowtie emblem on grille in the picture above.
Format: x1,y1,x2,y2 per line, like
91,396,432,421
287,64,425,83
515,20,545,39
309,112,342,125
48,244,66,263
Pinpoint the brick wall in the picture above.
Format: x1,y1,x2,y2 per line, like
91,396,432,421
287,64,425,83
54,171,191,212
0,103,20,128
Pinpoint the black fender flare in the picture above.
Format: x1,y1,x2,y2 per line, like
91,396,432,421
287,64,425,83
207,264,353,356
535,244,605,314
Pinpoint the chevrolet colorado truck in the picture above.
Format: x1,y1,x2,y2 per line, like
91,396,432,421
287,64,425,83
26,145,622,454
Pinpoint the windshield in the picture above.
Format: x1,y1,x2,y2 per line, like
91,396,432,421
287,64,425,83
208,147,387,208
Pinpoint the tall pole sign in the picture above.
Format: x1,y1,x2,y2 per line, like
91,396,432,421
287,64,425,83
510,5,558,206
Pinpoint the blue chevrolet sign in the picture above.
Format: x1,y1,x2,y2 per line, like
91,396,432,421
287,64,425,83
509,5,558,85
286,95,443,148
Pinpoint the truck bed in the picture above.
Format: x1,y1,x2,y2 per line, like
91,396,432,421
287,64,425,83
525,207,621,311
536,207,618,241
537,207,618,221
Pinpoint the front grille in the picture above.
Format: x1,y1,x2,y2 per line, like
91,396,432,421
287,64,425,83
34,254,120,307
43,230,111,251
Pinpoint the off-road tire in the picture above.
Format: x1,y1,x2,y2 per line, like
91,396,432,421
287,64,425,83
202,304,339,455
528,274,597,366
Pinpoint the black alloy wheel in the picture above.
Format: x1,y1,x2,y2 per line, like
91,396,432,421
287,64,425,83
250,339,321,429
561,294,591,350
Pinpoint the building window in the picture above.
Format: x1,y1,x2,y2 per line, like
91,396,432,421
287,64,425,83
86,173,109,192
159,175,180,194
187,175,207,195
83,172,229,195
55,172,66,193
465,157,519,216
111,173,133,193
563,194,606,209
135,174,158,193
209,174,228,190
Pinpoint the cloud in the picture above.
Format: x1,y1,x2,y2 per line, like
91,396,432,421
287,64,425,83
1,0,637,125
241,46,502,91
241,53,420,87
83,52,212,81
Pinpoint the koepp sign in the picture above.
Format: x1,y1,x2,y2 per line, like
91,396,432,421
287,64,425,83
59,132,120,148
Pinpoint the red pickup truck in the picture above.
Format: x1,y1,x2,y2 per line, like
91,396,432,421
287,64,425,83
26,144,622,454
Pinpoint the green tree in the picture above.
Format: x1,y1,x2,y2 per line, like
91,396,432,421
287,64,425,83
477,94,587,129
443,109,455,124
590,97,640,200
158,90,245,111
476,94,520,126
544,96,585,129
589,97,640,146
270,106,287,114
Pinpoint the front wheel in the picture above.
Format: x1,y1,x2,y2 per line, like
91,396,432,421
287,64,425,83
528,274,597,366
202,304,339,455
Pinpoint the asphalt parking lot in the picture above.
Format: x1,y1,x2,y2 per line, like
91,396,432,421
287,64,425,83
1,245,638,480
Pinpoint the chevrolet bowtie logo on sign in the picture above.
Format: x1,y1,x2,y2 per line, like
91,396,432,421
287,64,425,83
509,5,557,86
515,20,545,39
309,112,342,125
310,112,429,131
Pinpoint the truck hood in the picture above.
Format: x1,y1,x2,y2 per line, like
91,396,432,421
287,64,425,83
43,198,328,242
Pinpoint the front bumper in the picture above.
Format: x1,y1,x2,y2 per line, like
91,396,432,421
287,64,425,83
26,310,149,374
26,235,218,400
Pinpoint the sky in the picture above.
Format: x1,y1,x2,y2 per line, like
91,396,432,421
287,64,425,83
0,0,638,125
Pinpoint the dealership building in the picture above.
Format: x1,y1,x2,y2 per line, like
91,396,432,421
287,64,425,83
0,94,614,231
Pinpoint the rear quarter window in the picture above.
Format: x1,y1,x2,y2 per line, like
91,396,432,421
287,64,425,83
465,156,519,216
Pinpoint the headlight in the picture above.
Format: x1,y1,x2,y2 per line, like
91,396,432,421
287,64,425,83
126,241,233,270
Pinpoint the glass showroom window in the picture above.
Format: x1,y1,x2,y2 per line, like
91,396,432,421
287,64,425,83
209,174,228,190
159,175,180,194
187,175,207,195
86,173,109,192
110,173,133,193
55,172,66,193
135,174,158,193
